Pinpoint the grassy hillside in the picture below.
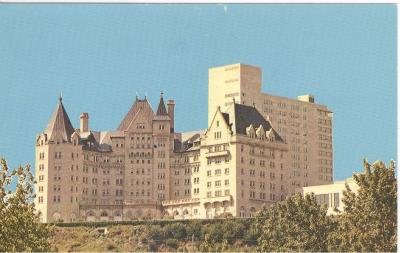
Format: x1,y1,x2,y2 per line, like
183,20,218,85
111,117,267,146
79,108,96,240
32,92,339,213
49,219,258,252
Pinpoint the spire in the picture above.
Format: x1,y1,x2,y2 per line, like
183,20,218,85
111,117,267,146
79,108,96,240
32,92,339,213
44,96,75,142
156,91,168,116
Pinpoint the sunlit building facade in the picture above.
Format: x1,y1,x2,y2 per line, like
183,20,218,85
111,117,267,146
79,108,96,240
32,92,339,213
35,63,333,222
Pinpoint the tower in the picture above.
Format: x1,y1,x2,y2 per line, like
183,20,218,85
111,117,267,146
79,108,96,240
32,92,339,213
208,63,262,126
152,92,172,202
35,96,82,222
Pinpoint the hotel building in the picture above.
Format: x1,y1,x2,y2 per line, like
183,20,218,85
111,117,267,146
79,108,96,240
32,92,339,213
35,63,333,222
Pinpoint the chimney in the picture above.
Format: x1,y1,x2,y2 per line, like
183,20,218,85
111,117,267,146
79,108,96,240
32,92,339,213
167,100,175,133
80,113,89,133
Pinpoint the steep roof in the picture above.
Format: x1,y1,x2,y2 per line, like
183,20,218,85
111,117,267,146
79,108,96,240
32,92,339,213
233,103,272,134
222,103,284,142
44,97,75,142
156,93,168,116
117,97,153,131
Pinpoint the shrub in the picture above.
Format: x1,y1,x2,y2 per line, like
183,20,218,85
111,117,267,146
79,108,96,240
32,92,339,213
105,243,116,251
166,238,179,249
164,223,187,240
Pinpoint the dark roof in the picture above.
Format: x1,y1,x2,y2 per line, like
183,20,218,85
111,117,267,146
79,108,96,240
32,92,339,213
80,132,112,152
221,103,284,143
156,94,168,116
233,103,272,134
222,113,230,127
173,131,202,152
44,97,75,142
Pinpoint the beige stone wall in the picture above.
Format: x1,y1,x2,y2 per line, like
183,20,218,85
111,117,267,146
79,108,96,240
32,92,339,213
35,133,82,223
233,135,288,217
36,63,333,222
170,150,199,200
208,63,333,196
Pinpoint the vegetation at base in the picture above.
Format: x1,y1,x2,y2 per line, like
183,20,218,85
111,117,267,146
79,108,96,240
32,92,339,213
255,193,334,252
0,157,396,252
328,160,397,252
0,158,52,252
255,159,397,252
49,218,258,252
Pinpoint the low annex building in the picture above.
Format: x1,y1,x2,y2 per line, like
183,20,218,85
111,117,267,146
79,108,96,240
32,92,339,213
35,63,333,222
303,177,358,215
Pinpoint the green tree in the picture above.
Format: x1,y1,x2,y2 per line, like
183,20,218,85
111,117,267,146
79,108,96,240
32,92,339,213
164,222,187,240
221,219,246,244
198,234,226,252
255,193,333,252
330,159,397,252
0,158,52,251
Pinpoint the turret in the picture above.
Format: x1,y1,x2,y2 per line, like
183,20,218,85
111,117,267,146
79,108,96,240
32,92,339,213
44,95,75,142
156,91,168,116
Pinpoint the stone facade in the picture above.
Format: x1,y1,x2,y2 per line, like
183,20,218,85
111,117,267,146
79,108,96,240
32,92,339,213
35,63,333,222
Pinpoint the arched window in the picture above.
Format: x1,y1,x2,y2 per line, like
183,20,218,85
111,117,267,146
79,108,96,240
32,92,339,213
100,211,108,217
240,206,246,217
52,212,61,222
249,207,256,217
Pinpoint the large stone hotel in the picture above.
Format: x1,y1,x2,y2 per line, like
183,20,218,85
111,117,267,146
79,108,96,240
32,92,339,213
35,63,333,222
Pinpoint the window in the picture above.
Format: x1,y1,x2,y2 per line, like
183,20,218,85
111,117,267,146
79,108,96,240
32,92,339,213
316,194,330,207
214,131,222,139
215,180,221,187
207,170,212,177
225,179,229,186
225,168,229,175
207,191,212,198
215,169,221,176
334,193,340,208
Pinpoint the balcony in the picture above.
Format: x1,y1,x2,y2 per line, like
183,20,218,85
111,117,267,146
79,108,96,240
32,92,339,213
205,150,230,158
162,198,200,207
202,195,232,206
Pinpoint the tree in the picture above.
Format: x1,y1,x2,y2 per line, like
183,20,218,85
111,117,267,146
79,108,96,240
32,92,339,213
198,234,227,252
0,158,52,251
255,193,334,252
330,159,397,252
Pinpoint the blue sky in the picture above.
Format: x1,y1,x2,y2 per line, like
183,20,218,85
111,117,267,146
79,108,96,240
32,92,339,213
0,4,396,180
